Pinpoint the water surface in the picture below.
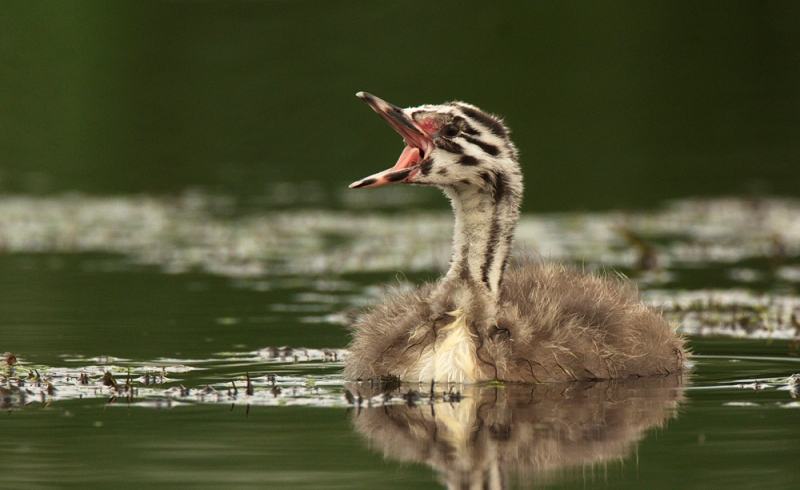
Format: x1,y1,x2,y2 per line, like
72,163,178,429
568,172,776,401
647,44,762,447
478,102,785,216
2,196,800,489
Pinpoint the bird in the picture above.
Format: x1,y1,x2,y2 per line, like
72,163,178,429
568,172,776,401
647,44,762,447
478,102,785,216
344,92,687,384
348,378,685,487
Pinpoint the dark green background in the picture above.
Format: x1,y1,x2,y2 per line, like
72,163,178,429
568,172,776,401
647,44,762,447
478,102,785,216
3,3,800,487
2,0,800,210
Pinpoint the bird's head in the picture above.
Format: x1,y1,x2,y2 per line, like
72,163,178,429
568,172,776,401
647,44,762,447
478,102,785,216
349,92,520,191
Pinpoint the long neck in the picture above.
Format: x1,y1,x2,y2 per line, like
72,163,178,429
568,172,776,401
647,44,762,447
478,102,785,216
441,173,522,302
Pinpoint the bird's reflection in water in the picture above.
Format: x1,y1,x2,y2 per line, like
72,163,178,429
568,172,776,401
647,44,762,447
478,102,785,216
347,376,686,489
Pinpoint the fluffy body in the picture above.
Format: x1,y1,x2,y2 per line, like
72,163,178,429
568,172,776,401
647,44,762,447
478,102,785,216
344,262,685,383
344,94,687,383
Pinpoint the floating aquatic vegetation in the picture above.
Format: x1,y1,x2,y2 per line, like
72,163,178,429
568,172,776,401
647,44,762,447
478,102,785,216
0,347,348,411
3,347,800,417
645,289,800,339
1,194,798,278
708,373,800,406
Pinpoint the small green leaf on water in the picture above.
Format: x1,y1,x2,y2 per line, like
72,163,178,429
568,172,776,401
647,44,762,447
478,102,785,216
216,317,239,325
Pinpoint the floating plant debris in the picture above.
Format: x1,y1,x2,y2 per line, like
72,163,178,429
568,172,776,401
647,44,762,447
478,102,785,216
645,290,800,339
0,194,798,277
3,347,800,412
4,352,18,366
0,347,347,411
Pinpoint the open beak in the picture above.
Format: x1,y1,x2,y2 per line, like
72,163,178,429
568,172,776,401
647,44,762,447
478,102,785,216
349,92,434,189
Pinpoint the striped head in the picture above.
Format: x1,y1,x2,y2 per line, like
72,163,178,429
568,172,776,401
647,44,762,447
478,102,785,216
350,93,523,302
349,92,521,193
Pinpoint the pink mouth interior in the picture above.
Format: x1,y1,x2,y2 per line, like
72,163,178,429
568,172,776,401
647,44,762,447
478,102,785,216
349,99,434,188
349,141,430,189
393,145,424,172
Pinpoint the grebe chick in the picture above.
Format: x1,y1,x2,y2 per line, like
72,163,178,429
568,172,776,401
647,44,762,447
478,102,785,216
344,93,686,383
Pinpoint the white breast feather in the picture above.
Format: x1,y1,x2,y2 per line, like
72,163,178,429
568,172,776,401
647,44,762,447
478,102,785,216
404,309,477,383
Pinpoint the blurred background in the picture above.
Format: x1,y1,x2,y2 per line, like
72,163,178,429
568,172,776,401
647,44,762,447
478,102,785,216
4,4,800,488
2,0,799,212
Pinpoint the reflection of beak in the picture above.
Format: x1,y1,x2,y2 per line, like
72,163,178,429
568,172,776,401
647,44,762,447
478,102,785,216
350,92,434,189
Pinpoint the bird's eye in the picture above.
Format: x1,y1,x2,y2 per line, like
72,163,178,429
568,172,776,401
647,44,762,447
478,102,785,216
441,124,460,138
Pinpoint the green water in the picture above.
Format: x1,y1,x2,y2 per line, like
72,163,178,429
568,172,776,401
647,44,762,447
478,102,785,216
2,2,800,488
2,221,800,488
1,196,800,490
